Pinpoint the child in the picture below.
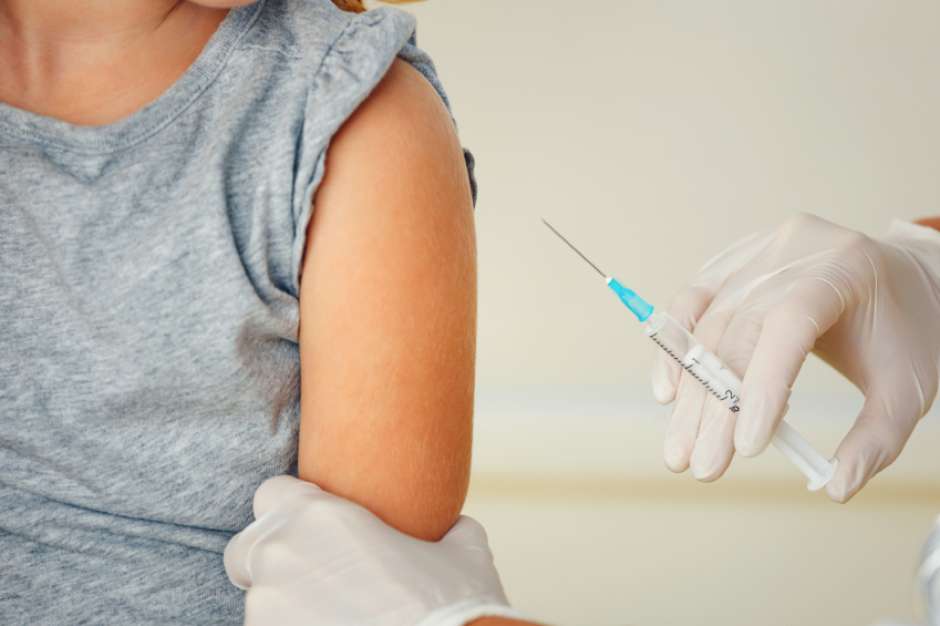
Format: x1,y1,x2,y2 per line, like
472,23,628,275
0,0,476,622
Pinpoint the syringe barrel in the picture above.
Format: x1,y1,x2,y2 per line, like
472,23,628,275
644,312,742,410
643,311,836,491
772,420,837,491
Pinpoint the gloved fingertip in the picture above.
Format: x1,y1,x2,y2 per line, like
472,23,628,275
653,378,676,404
734,396,773,457
689,440,733,483
223,532,253,591
824,459,861,504
825,478,854,504
663,439,690,473
651,358,677,404
443,516,490,547
733,419,763,457
690,418,734,482
690,452,723,482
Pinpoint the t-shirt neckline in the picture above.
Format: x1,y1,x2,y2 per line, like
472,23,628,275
0,0,264,155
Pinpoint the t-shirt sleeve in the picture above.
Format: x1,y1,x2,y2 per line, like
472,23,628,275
287,7,478,299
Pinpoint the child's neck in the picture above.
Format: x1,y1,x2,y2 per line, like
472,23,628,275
0,1,228,127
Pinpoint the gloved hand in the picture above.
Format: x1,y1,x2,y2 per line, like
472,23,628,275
921,514,940,626
651,213,940,502
869,513,940,626
224,474,524,626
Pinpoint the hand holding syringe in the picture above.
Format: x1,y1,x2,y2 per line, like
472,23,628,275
542,218,837,491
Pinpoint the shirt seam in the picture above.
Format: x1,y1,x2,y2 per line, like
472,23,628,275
307,11,363,96
236,44,304,62
288,10,362,258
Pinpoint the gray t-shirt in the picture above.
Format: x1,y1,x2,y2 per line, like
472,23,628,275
0,0,475,623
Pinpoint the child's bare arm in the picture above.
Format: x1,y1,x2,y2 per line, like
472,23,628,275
296,59,475,541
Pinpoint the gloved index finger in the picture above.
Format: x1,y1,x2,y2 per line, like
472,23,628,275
652,285,714,404
735,275,845,457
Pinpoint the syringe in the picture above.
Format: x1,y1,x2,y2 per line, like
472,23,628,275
542,218,837,491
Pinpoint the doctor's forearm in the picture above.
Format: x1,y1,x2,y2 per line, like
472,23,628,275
916,216,940,231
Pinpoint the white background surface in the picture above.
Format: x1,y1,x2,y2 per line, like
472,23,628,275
381,1,940,624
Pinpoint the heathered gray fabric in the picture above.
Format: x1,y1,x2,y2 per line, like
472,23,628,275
0,0,475,623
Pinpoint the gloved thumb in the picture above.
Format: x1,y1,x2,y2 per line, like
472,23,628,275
826,394,919,503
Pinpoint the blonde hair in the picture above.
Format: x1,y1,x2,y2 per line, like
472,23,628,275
332,0,420,12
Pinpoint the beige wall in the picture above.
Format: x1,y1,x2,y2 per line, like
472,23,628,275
385,1,940,624
399,0,940,392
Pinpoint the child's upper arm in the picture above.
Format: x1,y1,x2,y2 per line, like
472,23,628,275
295,59,476,541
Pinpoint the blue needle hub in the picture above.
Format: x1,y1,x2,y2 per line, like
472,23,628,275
605,277,654,322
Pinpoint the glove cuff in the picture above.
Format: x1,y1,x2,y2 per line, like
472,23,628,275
415,597,530,626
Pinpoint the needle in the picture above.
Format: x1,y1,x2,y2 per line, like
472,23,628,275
540,218,607,278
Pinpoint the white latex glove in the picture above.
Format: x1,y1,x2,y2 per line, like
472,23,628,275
224,474,524,626
870,514,940,626
921,515,940,626
652,214,940,502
